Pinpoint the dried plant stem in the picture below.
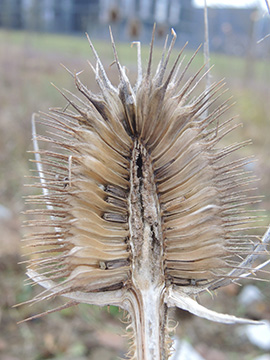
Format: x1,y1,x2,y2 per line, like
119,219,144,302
265,0,270,14
126,290,168,359
203,0,211,118
210,224,270,290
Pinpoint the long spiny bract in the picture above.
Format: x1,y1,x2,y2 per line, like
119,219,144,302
23,30,269,360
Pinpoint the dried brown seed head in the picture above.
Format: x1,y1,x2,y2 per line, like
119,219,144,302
22,29,269,360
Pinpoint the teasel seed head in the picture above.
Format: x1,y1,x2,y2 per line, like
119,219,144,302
22,28,269,360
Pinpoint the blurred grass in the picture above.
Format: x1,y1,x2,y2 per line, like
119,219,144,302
1,29,270,78
0,28,270,360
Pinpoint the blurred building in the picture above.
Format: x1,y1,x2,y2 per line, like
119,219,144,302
0,0,99,32
0,0,269,56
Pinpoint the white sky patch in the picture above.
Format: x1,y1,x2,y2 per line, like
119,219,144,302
193,0,268,11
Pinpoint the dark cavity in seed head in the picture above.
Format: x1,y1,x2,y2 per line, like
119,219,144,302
136,153,143,178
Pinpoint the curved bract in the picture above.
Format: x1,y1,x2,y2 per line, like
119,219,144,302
23,28,268,360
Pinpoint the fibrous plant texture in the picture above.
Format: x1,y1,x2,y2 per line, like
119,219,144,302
23,28,269,360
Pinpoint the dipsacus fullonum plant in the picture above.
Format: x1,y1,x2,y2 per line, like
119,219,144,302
22,28,270,360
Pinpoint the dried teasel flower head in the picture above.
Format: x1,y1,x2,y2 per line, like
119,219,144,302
22,28,270,359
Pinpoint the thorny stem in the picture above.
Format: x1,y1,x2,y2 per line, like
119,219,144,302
126,288,168,360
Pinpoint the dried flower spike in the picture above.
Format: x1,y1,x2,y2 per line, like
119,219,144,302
23,28,270,360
